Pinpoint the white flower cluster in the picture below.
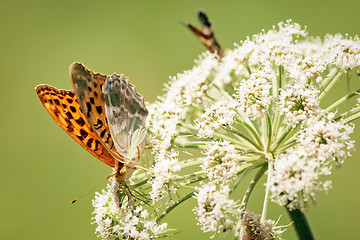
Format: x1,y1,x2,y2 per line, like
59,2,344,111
298,114,355,166
196,99,238,138
193,183,241,237
323,34,360,69
202,141,241,184
270,114,354,210
92,178,168,240
234,68,274,119
147,52,220,201
278,84,320,126
148,52,219,151
269,147,331,210
249,20,307,68
288,54,327,84
148,149,180,202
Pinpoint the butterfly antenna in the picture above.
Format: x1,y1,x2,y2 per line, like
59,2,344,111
70,174,113,204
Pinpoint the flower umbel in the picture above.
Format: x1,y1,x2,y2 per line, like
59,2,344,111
194,183,241,237
92,19,360,240
147,19,359,239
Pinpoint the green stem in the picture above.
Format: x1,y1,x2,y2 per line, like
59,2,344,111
261,154,273,222
325,89,360,112
156,192,195,223
235,164,267,237
174,141,208,149
240,165,267,214
320,68,339,90
235,117,264,150
178,158,204,168
275,139,298,154
344,112,360,123
266,115,272,152
319,70,343,100
286,207,315,240
246,65,252,75
271,125,294,151
131,177,152,188
226,125,263,151
273,65,282,99
212,131,253,150
179,122,252,151
230,160,266,195
271,113,281,142
334,106,360,122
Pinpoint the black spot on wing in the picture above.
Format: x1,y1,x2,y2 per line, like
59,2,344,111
65,111,73,119
76,117,85,126
86,102,92,117
96,106,102,114
87,138,93,148
78,129,88,140
100,129,106,138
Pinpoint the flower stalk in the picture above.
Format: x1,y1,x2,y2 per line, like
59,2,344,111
286,207,315,240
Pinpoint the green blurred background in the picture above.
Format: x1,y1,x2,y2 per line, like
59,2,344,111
1,0,359,239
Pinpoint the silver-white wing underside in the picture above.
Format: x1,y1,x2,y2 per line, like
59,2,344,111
102,74,148,158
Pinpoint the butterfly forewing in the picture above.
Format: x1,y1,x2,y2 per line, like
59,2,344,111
70,62,122,160
35,84,116,167
102,74,148,158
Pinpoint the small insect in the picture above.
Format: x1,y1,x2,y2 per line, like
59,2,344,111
35,62,149,200
184,10,223,58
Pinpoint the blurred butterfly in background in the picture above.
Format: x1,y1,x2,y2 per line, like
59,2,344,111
184,10,223,59
35,62,149,194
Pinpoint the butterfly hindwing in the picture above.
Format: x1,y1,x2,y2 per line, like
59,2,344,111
70,62,122,160
102,74,148,158
35,84,116,167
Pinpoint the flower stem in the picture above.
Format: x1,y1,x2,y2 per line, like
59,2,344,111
261,153,273,222
266,115,272,152
271,125,294,151
235,117,265,150
235,164,267,237
326,89,360,112
319,70,343,100
286,207,315,240
226,125,263,150
156,191,195,223
334,106,360,122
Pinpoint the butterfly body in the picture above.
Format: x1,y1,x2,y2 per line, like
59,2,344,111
36,62,148,183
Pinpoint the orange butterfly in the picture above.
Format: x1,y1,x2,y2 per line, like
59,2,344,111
36,62,148,185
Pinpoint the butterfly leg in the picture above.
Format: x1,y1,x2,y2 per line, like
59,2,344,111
136,142,156,160
119,181,132,200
